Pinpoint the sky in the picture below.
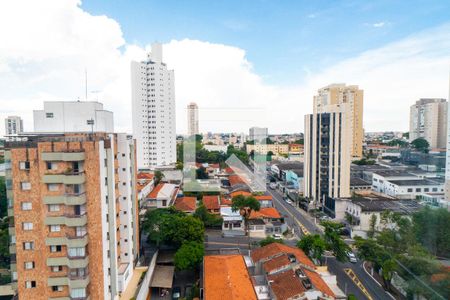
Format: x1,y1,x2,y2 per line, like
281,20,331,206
1,0,450,135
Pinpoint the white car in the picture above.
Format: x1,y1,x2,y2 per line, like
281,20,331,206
272,233,283,239
347,252,357,263
286,199,293,205
269,183,277,190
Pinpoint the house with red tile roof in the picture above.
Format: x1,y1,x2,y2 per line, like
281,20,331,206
203,254,257,300
144,183,178,208
137,171,155,207
250,243,339,300
173,197,197,214
247,207,286,238
202,195,220,214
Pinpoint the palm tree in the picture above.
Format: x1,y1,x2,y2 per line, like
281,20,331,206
154,170,164,185
231,195,260,236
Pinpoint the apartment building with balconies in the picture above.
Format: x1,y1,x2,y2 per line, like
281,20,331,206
5,132,138,300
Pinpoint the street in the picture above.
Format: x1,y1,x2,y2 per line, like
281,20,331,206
266,187,392,300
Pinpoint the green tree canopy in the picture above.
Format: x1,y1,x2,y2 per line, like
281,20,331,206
297,234,326,264
321,221,351,262
259,237,284,247
410,138,430,152
174,241,204,270
231,195,260,236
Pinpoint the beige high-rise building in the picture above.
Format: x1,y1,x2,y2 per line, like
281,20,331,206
409,98,448,149
187,102,199,136
5,132,139,300
313,84,364,158
304,103,352,216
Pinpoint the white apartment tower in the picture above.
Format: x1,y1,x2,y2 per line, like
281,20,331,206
187,102,199,136
131,43,176,169
4,116,24,139
249,127,268,143
409,98,448,149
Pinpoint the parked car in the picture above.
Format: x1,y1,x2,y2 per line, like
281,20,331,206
347,252,357,263
172,287,181,299
272,233,283,239
269,182,277,190
286,199,293,205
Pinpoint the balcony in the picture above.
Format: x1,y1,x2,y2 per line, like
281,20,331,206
47,256,89,269
43,172,85,185
44,193,86,206
46,234,88,248
42,152,85,162
48,274,90,289
45,213,87,227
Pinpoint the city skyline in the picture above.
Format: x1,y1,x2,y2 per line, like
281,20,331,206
1,1,450,135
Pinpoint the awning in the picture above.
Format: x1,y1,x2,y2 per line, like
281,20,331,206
150,265,175,288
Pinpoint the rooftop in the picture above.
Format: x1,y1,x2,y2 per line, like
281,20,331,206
203,195,220,210
249,207,282,219
389,179,443,186
267,269,305,300
352,198,423,213
204,255,257,300
350,177,372,186
262,253,291,273
174,197,197,212
251,243,314,269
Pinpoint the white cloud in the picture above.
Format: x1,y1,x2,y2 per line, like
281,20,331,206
0,0,449,136
372,22,386,28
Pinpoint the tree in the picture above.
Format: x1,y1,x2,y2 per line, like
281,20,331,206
410,138,430,152
368,214,377,238
381,259,396,291
154,170,164,185
174,241,204,270
260,236,284,247
194,205,223,228
0,177,6,218
297,234,326,264
321,221,351,262
196,167,209,179
141,208,183,247
170,216,205,247
0,218,10,269
231,195,260,236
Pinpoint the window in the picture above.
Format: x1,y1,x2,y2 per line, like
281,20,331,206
50,245,62,252
52,286,63,292
24,262,34,270
52,266,63,272
23,242,34,250
407,188,413,192
21,202,32,210
71,288,86,298
22,222,33,231
46,162,58,170
19,161,30,170
50,225,61,232
415,188,421,192
68,247,85,257
48,204,60,212
76,226,86,237
46,112,54,118
432,187,438,192
48,184,59,192
25,281,36,288
21,182,31,190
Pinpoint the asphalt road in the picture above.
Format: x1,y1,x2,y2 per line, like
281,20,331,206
266,187,392,300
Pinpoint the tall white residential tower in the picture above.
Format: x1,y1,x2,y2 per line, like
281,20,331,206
4,116,24,140
131,43,176,169
187,102,199,136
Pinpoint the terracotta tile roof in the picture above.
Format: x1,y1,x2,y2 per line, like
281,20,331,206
251,243,315,269
224,167,234,174
267,269,305,300
263,254,291,273
249,207,281,219
138,172,154,180
303,269,335,298
148,183,164,199
174,197,197,212
203,195,220,210
210,163,220,168
230,191,252,198
229,175,246,186
254,195,273,201
204,255,257,300
221,198,232,206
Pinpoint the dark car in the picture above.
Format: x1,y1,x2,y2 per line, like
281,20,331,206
172,287,181,299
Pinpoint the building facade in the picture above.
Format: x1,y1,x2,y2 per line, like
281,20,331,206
5,116,24,139
304,104,351,216
5,133,138,300
409,98,448,149
186,102,198,136
131,43,176,169
446,102,450,203
314,84,364,158
33,101,114,133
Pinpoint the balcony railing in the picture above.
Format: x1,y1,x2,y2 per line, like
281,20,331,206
64,211,86,218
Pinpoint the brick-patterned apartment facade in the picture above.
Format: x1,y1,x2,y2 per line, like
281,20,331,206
5,132,139,300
